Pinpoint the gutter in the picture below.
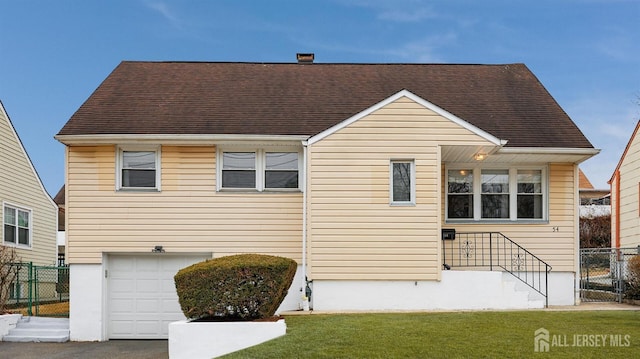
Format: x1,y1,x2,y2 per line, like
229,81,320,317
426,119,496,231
54,133,310,145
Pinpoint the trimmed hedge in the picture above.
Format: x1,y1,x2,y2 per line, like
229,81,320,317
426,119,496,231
174,254,297,321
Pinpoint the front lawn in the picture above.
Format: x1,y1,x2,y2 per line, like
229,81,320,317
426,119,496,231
223,310,639,358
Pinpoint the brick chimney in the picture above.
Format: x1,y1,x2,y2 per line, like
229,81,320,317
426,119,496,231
296,53,314,64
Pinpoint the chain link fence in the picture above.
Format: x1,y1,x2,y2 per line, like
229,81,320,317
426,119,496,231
6,262,69,317
580,247,640,302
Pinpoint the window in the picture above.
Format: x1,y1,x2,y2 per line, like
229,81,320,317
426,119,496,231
390,160,415,205
481,169,509,219
446,166,546,222
219,149,300,191
117,147,160,190
265,152,299,189
447,169,473,218
3,204,31,247
517,170,543,219
222,152,256,188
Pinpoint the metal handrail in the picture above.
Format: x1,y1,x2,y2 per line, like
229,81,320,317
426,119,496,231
442,232,552,307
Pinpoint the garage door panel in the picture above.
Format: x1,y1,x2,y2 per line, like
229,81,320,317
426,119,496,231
111,299,134,312
107,254,209,339
137,279,161,292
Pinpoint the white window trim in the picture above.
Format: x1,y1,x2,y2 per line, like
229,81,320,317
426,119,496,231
390,159,416,206
2,201,33,249
115,145,162,191
217,146,302,192
445,164,548,223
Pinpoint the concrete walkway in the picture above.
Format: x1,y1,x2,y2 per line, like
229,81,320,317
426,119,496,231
546,301,640,311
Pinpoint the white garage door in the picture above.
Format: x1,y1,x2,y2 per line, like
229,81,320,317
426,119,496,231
107,254,210,339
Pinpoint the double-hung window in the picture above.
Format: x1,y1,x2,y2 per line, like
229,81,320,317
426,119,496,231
447,169,473,218
222,152,257,188
3,204,31,247
390,160,415,205
219,149,300,191
481,169,509,219
446,166,546,222
117,146,161,191
265,152,299,189
517,170,543,219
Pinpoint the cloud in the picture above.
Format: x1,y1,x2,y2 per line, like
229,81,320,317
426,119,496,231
385,33,457,62
377,7,437,22
144,1,182,29
565,91,639,188
594,32,639,63
336,0,437,22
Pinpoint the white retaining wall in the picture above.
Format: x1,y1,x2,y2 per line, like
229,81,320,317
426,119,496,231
311,271,575,311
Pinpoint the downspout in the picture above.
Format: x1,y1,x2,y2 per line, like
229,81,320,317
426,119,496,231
301,140,309,310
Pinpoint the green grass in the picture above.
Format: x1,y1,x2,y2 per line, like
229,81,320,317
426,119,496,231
223,311,640,359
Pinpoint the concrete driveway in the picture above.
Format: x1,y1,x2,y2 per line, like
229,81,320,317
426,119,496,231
0,340,168,359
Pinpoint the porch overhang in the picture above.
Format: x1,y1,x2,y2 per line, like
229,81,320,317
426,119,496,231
442,145,600,164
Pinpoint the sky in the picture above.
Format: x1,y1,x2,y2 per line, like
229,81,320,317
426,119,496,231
1,0,639,195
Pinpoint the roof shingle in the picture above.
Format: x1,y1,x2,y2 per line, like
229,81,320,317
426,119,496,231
58,61,593,148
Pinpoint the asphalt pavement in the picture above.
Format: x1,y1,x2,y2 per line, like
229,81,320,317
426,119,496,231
0,340,168,359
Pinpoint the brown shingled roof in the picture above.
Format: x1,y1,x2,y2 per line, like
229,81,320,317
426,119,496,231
58,61,593,148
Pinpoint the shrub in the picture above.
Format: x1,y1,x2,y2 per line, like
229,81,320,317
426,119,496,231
0,246,21,314
625,255,640,300
174,254,297,321
579,214,611,248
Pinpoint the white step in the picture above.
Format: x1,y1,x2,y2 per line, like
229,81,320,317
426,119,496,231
2,317,69,342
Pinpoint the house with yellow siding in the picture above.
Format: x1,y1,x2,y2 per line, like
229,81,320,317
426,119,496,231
55,56,599,341
609,120,640,248
1,101,58,266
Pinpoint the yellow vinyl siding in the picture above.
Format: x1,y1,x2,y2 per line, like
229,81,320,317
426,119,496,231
617,134,640,247
442,163,578,272
66,145,302,264
0,107,57,266
307,96,495,280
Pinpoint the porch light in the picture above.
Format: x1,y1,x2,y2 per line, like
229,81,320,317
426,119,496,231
474,153,487,161
152,245,165,253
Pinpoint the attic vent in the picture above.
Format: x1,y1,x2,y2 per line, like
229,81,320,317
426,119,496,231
296,53,314,64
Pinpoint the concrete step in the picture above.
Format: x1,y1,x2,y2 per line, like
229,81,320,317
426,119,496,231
3,316,69,343
16,321,69,329
2,334,70,342
502,274,546,309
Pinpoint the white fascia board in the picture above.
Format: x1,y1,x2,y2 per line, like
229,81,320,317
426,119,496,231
54,133,310,146
307,89,507,146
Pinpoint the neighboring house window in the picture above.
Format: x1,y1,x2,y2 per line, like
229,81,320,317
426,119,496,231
219,149,301,191
390,160,415,205
446,166,546,222
117,147,160,191
3,204,31,247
